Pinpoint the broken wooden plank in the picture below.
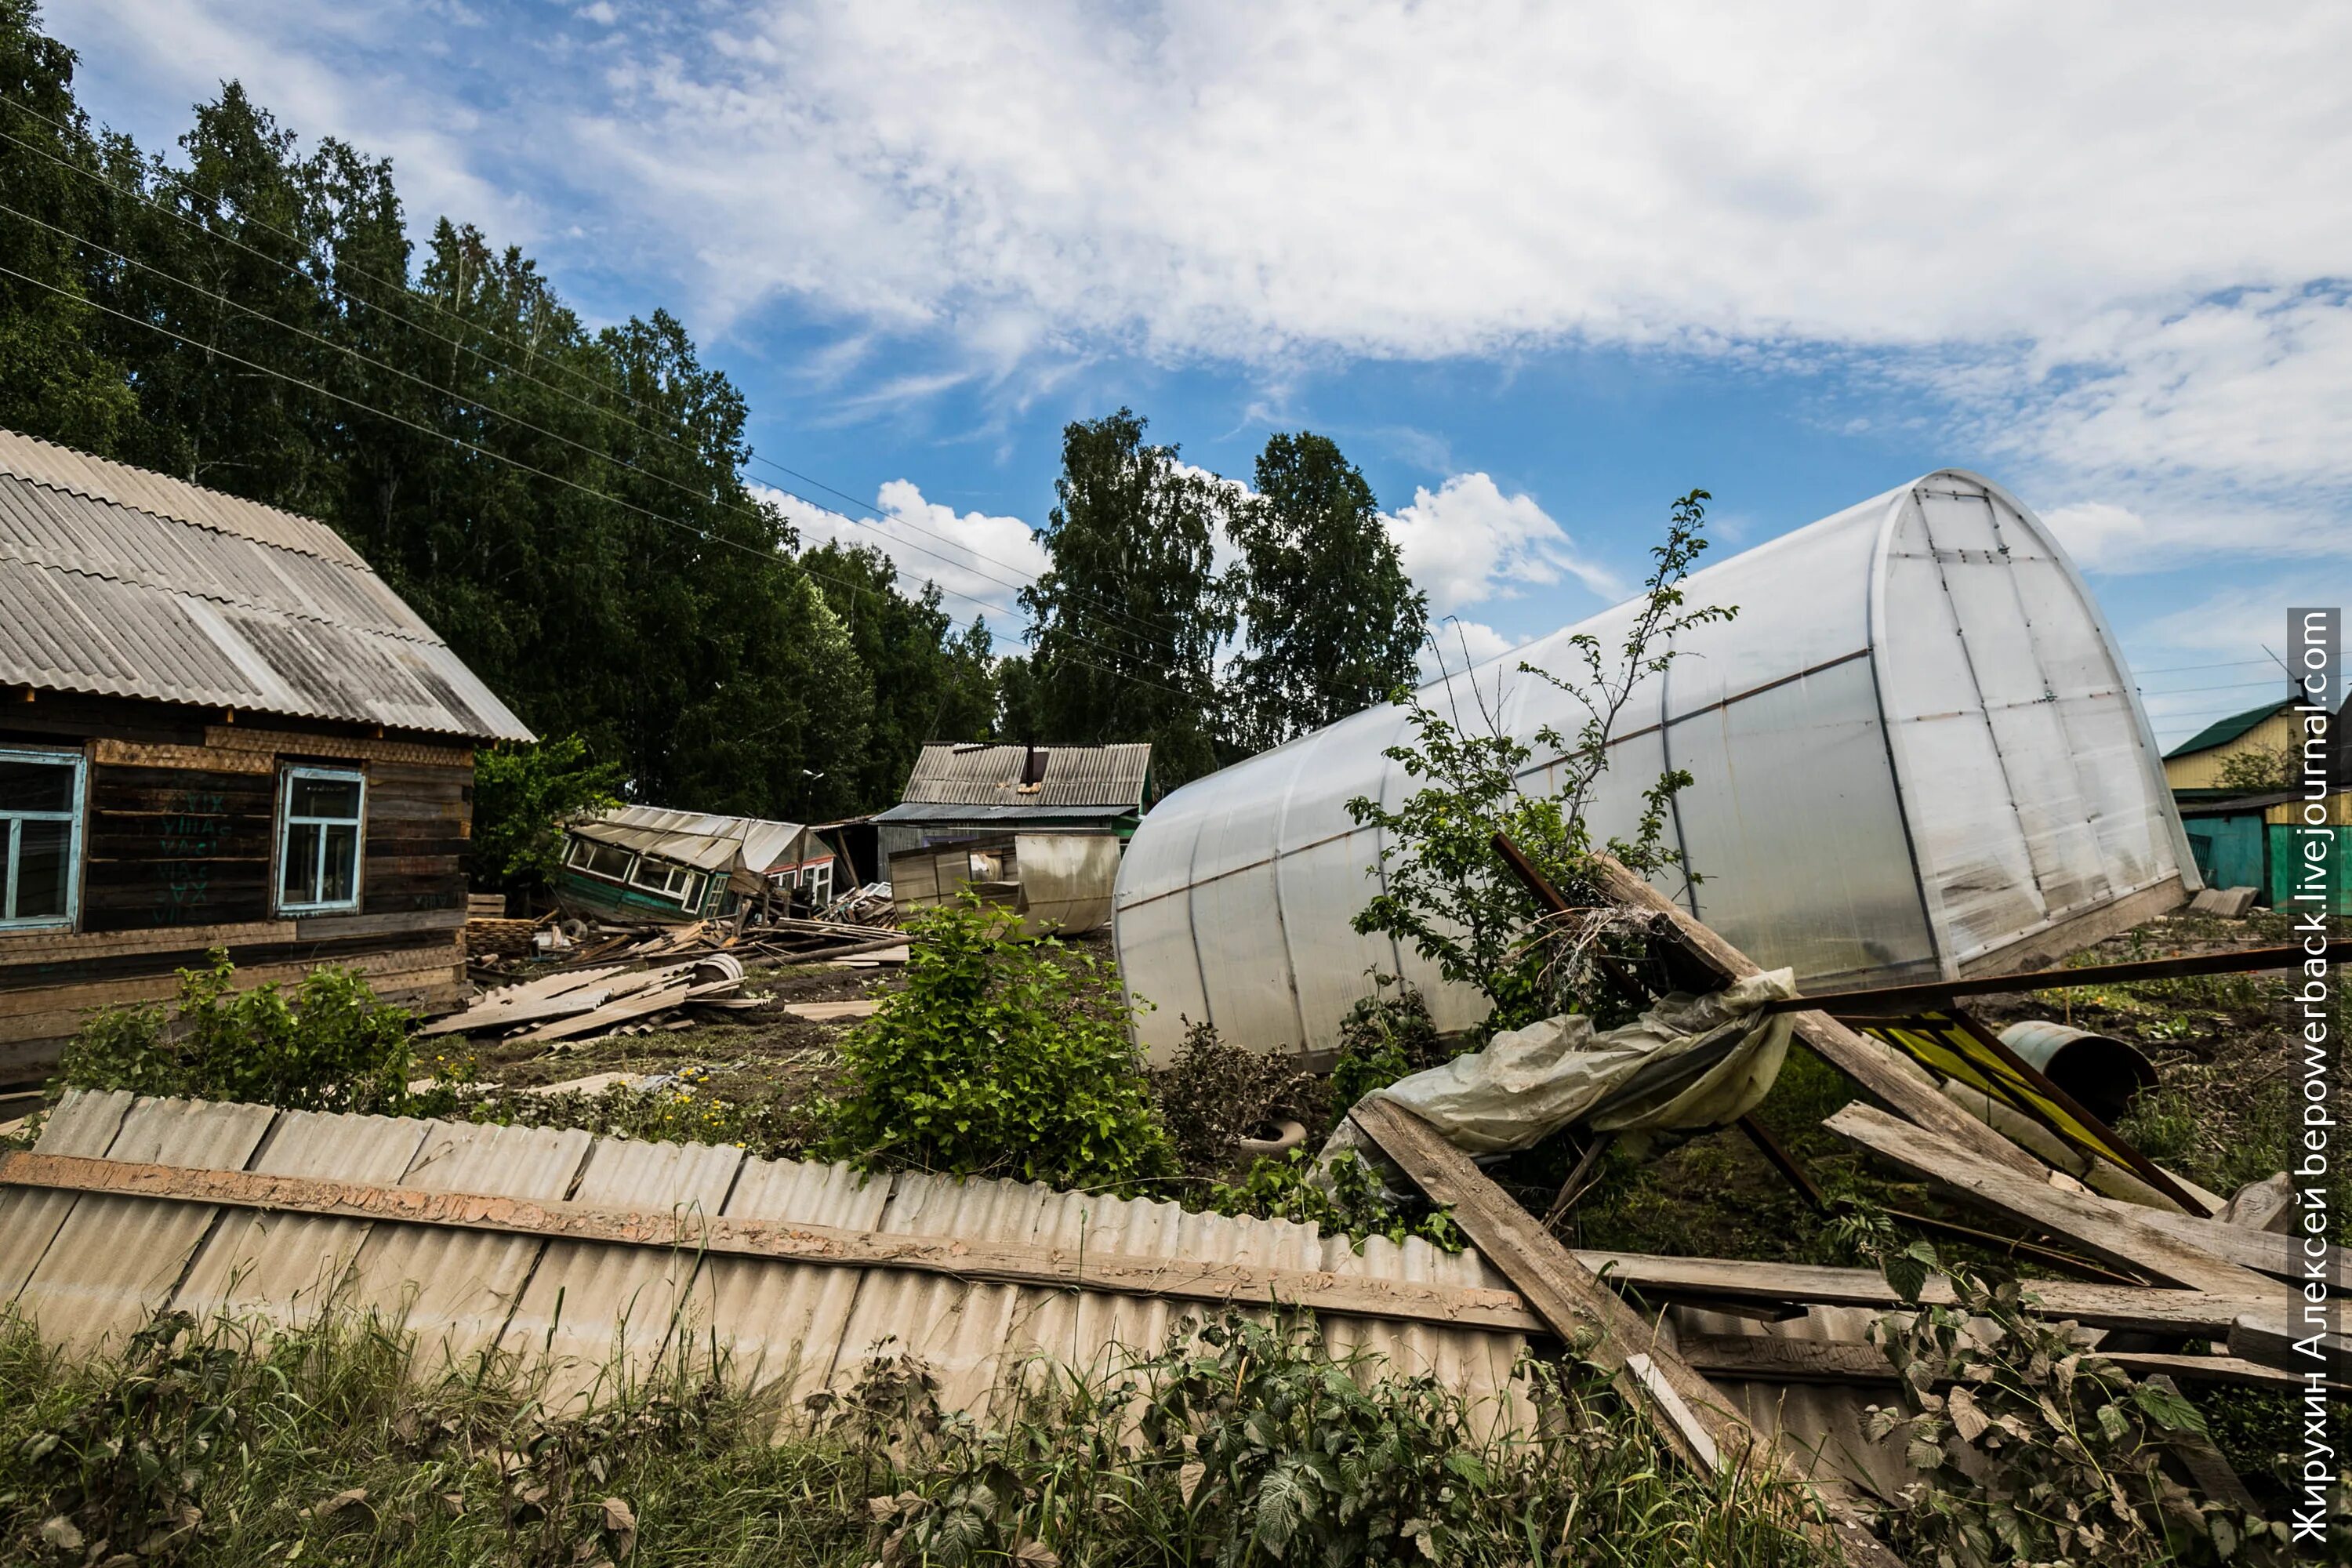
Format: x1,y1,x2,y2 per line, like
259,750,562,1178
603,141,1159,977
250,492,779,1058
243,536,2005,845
0,1151,1545,1336
1575,1250,2274,1338
1679,1333,2314,1393
1348,1096,1904,1568
1824,1102,2271,1296
1584,852,2046,1176
2126,1207,2343,1290
2228,1312,2352,1379
510,982,695,1045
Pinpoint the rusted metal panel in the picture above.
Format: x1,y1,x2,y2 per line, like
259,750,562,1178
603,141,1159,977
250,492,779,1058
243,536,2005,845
172,1109,430,1327
0,1088,136,1300
12,1095,275,1352
499,1136,743,1409
0,432,531,742
343,1120,591,1369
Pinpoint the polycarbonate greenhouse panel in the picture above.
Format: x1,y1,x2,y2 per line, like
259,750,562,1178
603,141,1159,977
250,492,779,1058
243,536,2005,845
1116,470,2194,1058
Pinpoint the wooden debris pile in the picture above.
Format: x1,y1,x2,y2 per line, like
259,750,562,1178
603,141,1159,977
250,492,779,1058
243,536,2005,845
1323,842,2347,1540
423,953,764,1047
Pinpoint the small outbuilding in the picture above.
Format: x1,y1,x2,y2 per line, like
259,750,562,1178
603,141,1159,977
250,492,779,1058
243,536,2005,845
554,805,822,924
869,742,1154,863
0,430,532,1081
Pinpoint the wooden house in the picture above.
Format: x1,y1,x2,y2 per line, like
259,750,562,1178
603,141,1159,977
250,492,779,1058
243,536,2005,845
869,742,1154,864
0,430,532,1082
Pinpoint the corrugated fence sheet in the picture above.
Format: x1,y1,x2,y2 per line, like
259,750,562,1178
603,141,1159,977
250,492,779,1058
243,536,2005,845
0,1093,1533,1433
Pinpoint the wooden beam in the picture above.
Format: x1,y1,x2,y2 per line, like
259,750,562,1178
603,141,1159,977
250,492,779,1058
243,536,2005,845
1572,1250,2274,1338
1583,852,2046,1177
1824,1102,2271,1296
1348,1096,1904,1568
0,1150,1546,1336
2229,1313,2352,1379
1679,1333,2316,1393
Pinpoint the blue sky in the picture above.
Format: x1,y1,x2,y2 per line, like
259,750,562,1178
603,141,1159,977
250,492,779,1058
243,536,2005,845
47,0,2352,746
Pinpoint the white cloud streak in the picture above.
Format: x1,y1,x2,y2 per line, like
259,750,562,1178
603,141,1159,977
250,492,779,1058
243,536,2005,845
1381,474,1621,614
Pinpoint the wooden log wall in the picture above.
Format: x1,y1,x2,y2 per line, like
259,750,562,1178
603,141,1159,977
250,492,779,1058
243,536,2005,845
0,692,475,1083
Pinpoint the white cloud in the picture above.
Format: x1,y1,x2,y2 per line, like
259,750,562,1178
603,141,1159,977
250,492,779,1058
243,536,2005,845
1381,474,1621,615
1417,617,1519,680
760,479,1047,627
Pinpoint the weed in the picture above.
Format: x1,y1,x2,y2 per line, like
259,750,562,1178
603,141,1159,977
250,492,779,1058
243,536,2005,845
1204,1147,1464,1252
1327,978,1454,1108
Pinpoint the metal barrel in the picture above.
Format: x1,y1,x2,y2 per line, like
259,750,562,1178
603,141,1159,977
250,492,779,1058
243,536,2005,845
1996,1019,2158,1125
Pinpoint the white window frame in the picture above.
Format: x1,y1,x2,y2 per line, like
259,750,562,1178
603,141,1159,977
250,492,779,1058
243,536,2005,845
276,764,366,914
0,746,85,931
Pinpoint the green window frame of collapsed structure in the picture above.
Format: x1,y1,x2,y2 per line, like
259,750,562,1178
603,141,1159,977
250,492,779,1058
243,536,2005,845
0,746,85,930
276,764,366,914
562,836,707,912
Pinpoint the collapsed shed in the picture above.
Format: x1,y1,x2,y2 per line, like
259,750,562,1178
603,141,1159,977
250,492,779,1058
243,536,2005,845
1115,470,2198,1059
0,430,532,1081
555,805,822,924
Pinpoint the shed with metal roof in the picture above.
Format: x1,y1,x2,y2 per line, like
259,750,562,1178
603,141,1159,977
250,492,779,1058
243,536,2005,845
873,742,1155,861
0,430,529,1080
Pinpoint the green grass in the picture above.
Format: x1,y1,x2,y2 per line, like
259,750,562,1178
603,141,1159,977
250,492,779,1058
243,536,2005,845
0,1306,1838,1568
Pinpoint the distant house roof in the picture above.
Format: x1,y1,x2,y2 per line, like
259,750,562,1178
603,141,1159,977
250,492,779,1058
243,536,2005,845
570,805,807,876
899,742,1151,809
2164,697,2295,760
0,428,531,742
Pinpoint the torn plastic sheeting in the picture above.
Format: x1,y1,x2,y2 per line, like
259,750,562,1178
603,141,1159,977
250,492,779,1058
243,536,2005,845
1363,969,1800,1155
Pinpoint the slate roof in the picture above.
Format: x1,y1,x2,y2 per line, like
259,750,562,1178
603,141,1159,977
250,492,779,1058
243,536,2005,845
0,428,531,741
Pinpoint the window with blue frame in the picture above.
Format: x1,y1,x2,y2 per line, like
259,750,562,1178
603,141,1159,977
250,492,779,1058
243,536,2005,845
0,746,84,930
277,764,366,913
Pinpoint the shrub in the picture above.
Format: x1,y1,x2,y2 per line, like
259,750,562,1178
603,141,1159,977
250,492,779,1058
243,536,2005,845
1327,978,1452,1108
53,950,430,1116
811,900,1176,1193
1205,1147,1462,1252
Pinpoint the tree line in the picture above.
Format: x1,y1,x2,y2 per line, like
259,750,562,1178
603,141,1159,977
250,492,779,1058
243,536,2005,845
0,2,1428,818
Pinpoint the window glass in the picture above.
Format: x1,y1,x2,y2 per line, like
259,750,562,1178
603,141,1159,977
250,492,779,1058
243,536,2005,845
582,842,634,880
679,872,705,909
0,749,82,927
279,766,365,912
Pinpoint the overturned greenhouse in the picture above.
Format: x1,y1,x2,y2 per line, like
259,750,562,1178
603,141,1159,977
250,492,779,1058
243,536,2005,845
1114,470,2198,1059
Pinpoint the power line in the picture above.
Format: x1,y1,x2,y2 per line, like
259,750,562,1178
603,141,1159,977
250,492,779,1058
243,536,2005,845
0,261,1225,717
0,92,1196,656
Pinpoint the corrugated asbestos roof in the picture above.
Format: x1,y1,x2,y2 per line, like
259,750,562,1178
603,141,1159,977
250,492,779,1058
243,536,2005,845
901,742,1151,808
571,804,808,873
0,429,532,742
2,1091,1531,1431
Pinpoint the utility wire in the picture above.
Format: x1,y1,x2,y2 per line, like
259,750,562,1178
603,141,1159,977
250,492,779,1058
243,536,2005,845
0,261,1225,717
0,93,1195,656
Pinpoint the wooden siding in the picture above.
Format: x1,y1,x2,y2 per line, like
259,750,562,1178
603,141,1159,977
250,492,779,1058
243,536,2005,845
0,691,475,1083
2163,710,2297,791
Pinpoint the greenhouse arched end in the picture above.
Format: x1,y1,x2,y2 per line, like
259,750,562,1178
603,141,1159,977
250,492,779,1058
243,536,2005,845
1112,470,2198,1061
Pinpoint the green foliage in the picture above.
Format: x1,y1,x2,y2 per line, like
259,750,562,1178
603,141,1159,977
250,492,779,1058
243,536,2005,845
463,1066,821,1162
1327,978,1454,1108
813,900,1177,1192
53,950,432,1116
469,734,622,889
2215,744,2293,794
1346,492,1733,1033
1205,1149,1463,1254
1225,430,1428,750
837,1311,1827,1568
0,1303,1831,1568
1019,408,1236,789
805,541,1000,800
1864,1244,2318,1566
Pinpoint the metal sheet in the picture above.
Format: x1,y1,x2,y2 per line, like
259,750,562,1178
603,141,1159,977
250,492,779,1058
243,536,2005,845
343,1120,592,1369
699,1155,898,1403
571,807,808,876
0,438,531,742
13,1095,276,1352
499,1136,744,1410
900,743,1150,808
171,1109,430,1327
